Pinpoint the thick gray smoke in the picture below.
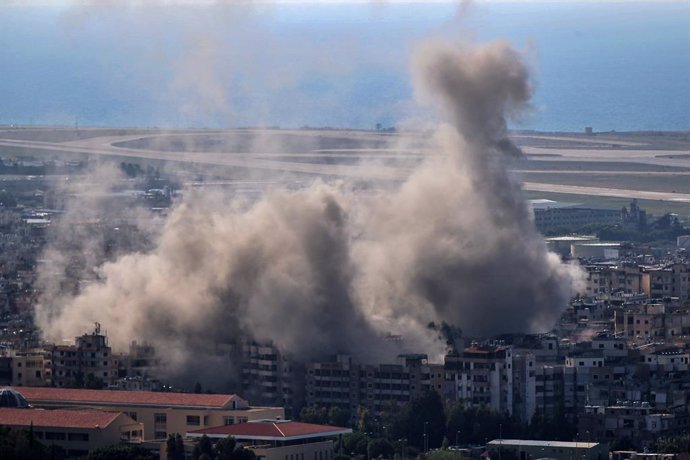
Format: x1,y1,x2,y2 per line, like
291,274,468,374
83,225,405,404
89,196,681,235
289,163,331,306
35,38,583,383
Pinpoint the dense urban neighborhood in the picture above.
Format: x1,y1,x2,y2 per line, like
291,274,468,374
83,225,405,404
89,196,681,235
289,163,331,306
2,148,690,458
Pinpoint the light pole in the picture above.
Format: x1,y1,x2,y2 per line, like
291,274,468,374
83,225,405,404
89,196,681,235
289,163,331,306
424,421,429,453
398,438,407,460
499,423,503,460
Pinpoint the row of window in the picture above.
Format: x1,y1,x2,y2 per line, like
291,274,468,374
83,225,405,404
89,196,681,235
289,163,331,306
34,431,89,442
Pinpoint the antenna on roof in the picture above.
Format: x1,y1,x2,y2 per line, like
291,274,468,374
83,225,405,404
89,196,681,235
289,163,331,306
94,322,101,335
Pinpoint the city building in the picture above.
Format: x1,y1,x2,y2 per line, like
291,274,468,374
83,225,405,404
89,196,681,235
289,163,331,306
579,402,676,448
17,386,284,441
487,439,608,460
530,199,621,233
642,263,690,300
444,344,513,414
47,324,122,388
0,406,143,457
187,419,352,460
305,354,443,418
585,265,643,298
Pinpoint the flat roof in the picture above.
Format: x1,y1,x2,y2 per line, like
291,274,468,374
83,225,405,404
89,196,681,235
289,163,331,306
488,440,600,449
545,236,597,242
0,407,121,429
189,420,352,441
18,387,243,410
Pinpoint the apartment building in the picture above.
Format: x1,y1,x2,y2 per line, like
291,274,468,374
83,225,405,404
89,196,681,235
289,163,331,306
240,340,304,418
305,354,442,417
11,349,52,386
444,345,513,415
512,352,536,422
579,402,676,447
48,325,121,387
18,386,284,441
585,265,643,298
642,263,690,300
615,304,667,343
615,304,690,343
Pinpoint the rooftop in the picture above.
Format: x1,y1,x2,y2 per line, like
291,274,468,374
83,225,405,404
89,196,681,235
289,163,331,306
488,440,600,449
189,419,352,441
0,407,121,429
18,387,245,410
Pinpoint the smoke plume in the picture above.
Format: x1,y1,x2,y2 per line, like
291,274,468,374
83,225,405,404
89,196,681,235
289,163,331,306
35,38,583,384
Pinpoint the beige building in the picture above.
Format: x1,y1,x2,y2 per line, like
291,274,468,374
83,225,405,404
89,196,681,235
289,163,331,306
187,419,352,460
642,263,690,300
48,325,121,387
585,265,643,298
19,386,284,441
0,406,143,457
11,349,52,387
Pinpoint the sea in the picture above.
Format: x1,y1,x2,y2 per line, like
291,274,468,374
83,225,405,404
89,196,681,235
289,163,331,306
0,2,688,132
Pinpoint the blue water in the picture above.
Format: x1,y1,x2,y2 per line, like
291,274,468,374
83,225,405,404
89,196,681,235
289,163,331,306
0,3,688,131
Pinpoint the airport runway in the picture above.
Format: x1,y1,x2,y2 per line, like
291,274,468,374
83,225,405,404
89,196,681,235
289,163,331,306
2,129,690,202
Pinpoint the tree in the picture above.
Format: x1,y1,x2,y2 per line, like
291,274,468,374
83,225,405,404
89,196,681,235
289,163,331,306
394,391,446,450
167,433,185,460
215,436,256,460
216,436,238,459
84,373,106,390
357,406,374,433
300,405,329,424
655,434,690,453
328,406,351,427
337,432,371,456
192,435,214,460
368,438,394,459
85,445,156,460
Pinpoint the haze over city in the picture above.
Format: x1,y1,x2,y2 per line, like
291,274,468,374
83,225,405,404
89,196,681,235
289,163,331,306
0,1,689,459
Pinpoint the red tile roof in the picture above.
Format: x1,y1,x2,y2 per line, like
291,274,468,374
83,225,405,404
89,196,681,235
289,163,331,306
0,408,121,429
189,420,352,440
18,387,239,409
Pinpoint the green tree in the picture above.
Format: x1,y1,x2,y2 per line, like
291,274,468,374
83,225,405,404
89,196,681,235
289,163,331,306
167,433,185,460
368,438,394,459
655,434,690,453
0,425,52,460
84,373,106,390
300,406,329,424
192,435,214,460
216,436,238,459
328,406,352,427
85,445,156,460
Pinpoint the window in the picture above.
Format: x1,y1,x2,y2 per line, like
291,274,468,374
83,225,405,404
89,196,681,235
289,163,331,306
204,415,210,426
68,433,90,442
154,430,167,440
154,413,167,424
238,417,248,424
223,416,234,425
45,432,66,440
125,412,138,421
187,415,201,426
